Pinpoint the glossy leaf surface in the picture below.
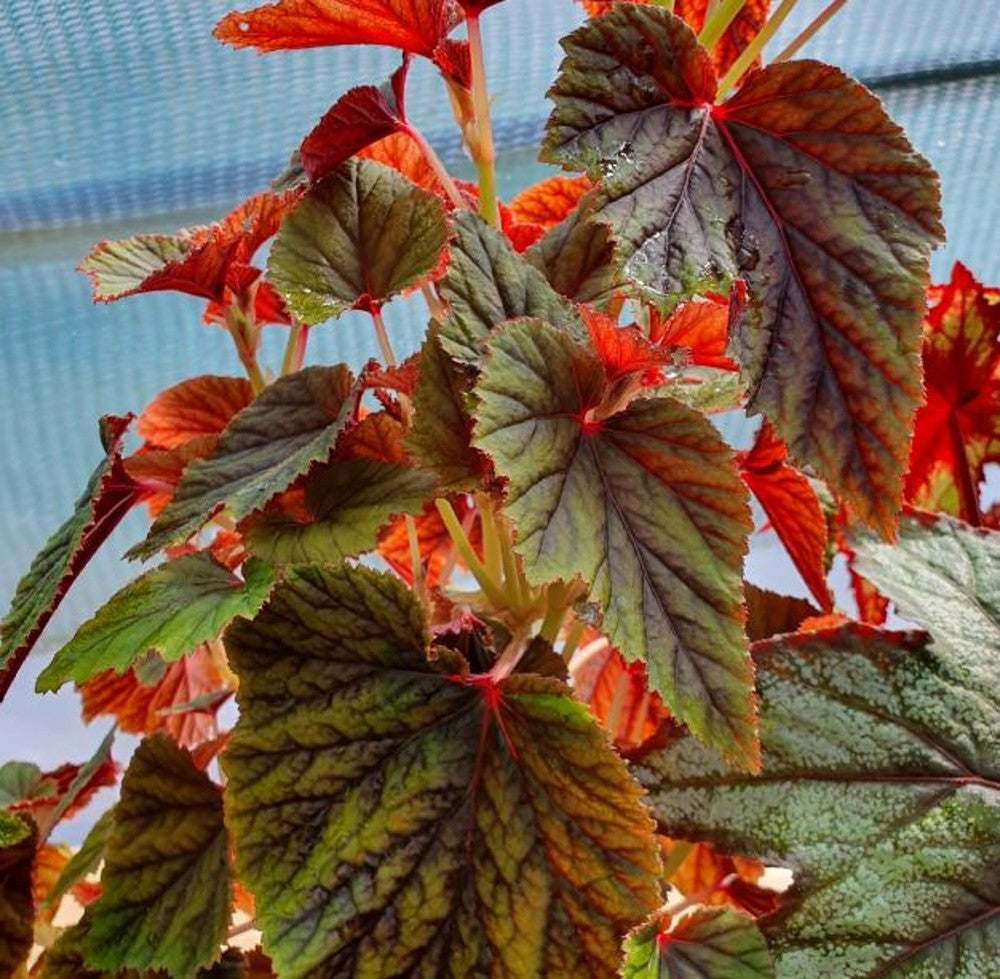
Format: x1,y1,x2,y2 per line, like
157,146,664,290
224,564,661,977
543,6,943,532
474,319,757,765
37,554,274,691
134,365,356,558
84,735,232,977
639,624,1000,977
269,158,448,324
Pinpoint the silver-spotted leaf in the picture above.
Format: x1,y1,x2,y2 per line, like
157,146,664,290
543,5,943,533
133,365,356,558
473,318,756,767
438,209,583,365
223,563,662,978
851,510,1000,675
623,907,774,978
268,158,448,324
84,735,232,978
638,623,1000,977
37,554,275,691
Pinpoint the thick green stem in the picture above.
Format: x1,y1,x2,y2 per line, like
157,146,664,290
436,498,508,608
405,515,427,599
467,13,499,226
224,306,266,393
716,0,800,98
560,617,587,662
280,319,310,375
404,123,467,210
698,0,748,51
773,0,848,62
538,583,571,645
477,493,504,583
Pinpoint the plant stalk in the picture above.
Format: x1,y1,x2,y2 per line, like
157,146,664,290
467,13,500,226
280,318,310,375
773,0,848,63
698,0,749,52
404,123,467,210
436,498,508,608
716,0,800,99
369,305,397,367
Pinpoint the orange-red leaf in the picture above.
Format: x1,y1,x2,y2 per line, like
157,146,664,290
8,758,118,829
573,639,674,758
300,60,410,182
661,838,779,917
78,646,227,750
214,0,460,57
906,262,1000,522
137,376,254,450
583,306,676,389
648,297,736,371
80,191,298,303
508,174,593,229
357,132,440,195
738,423,832,611
125,438,220,518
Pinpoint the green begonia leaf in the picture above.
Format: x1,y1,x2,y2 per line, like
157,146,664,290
37,554,275,691
0,811,35,978
133,365,356,558
246,458,437,564
1,415,142,699
84,735,232,978
43,808,114,910
223,563,662,978
268,158,448,325
0,763,42,807
851,510,1000,674
438,209,583,365
524,193,628,307
543,5,943,534
638,623,1000,977
623,907,774,978
404,325,489,490
474,319,757,766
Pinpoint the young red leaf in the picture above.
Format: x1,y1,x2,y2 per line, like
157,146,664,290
0,416,146,700
474,319,758,766
299,59,409,183
544,5,944,534
223,563,662,977
79,646,226,750
0,812,35,977
214,0,460,57
125,437,220,518
80,190,297,303
508,174,593,229
738,423,832,611
137,375,254,449
572,640,673,757
582,306,677,389
906,262,1000,522
623,907,774,978
357,131,441,195
132,365,357,559
648,296,737,372
7,755,117,836
268,158,449,325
